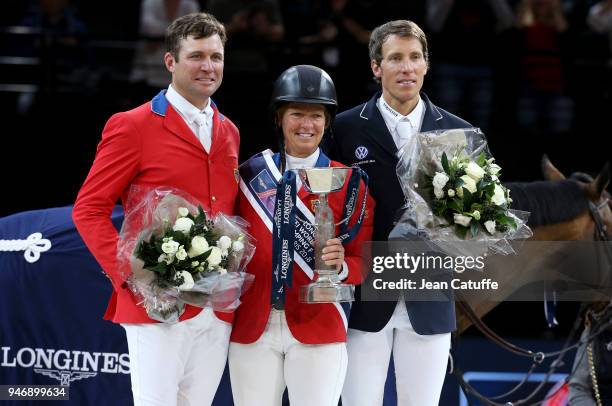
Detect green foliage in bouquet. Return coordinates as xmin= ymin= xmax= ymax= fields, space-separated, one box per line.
xmin=425 ymin=151 xmax=517 ymax=238
xmin=135 ymin=206 xmax=243 ymax=289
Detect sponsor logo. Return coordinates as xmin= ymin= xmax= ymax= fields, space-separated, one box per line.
xmin=355 ymin=146 xmax=369 ymax=160
xmin=1 ymin=346 xmax=130 ymax=387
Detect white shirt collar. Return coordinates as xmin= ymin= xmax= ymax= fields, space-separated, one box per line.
xmin=166 ymin=84 xmax=213 ymax=125
xmin=377 ymin=95 xmax=425 ymax=133
xmin=285 ymin=148 xmax=320 ymax=171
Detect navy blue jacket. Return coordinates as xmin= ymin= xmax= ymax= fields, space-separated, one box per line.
xmin=328 ymin=92 xmax=471 ymax=335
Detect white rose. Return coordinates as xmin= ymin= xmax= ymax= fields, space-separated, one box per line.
xmin=489 ymin=163 xmax=502 ymax=175
xmin=472 ymin=210 xmax=481 ymax=221
xmin=447 ymin=189 xmax=455 ymax=197
xmin=188 ymin=236 xmax=209 ymax=257
xmin=434 ymin=187 xmax=445 ymax=199
xmin=491 ymin=174 xmax=498 ymax=181
xmin=453 ymin=214 xmax=472 ymax=227
xmin=158 ymin=253 xmax=173 ymax=265
xmin=191 ymin=261 xmax=199 ymax=268
xmin=232 ymin=240 xmax=244 ymax=252
xmin=161 ymin=240 xmax=180 ymax=254
xmin=176 ymin=246 xmax=188 ymax=261
xmin=460 ymin=175 xmax=477 ymax=194
xmin=173 ymin=217 xmax=195 ymax=234
xmin=484 ymin=220 xmax=496 ymax=234
xmin=176 ymin=271 xmax=194 ymax=290
xmin=466 ymin=162 xmax=486 ymax=180
xmin=178 ymin=207 xmax=190 ymax=217
xmin=207 ymin=246 xmax=223 ymax=267
xmin=491 ymin=184 xmax=507 ymax=206
xmin=456 ymin=187 xmax=463 ymax=198
xmin=216 ymin=236 xmax=232 ymax=251
xmin=432 ymin=172 xmax=450 ymax=190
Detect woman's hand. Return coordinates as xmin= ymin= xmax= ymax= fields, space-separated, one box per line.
xmin=321 ymin=238 xmax=345 ymax=271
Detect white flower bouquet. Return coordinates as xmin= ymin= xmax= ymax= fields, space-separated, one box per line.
xmin=117 ymin=187 xmax=255 ymax=323
xmin=395 ymin=128 xmax=532 ymax=256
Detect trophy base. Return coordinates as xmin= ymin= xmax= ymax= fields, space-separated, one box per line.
xmin=299 ymin=282 xmax=355 ymax=303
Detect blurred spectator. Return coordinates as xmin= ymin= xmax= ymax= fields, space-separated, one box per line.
xmin=516 ymin=0 xmax=574 ymax=135
xmin=20 ymin=0 xmax=87 ymax=42
xmin=587 ymin=0 xmax=612 ymax=58
xmin=208 ymin=0 xmax=284 ymax=42
xmin=130 ymin=0 xmax=200 ymax=100
xmin=280 ymin=0 xmax=338 ymax=68
xmin=207 ymin=0 xmax=284 ymax=73
xmin=426 ymin=0 xmax=515 ymax=132
xmin=15 ymin=0 xmax=89 ymax=113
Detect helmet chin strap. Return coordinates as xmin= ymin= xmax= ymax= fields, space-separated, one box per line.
xmin=276 ymin=125 xmax=287 ymax=173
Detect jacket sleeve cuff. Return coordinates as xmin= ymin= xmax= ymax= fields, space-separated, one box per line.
xmin=338 ymin=261 xmax=349 ymax=281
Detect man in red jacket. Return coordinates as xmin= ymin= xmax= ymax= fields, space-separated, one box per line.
xmin=72 ymin=13 xmax=239 ymax=406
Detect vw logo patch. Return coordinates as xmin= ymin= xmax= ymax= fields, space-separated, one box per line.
xmin=355 ymin=146 xmax=369 ymax=160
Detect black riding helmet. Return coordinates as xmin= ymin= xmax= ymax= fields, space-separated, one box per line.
xmin=270 ymin=65 xmax=338 ymax=171
xmin=271 ymin=64 xmax=338 ymax=118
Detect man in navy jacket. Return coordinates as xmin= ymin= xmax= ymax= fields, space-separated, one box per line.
xmin=328 ymin=20 xmax=471 ymax=406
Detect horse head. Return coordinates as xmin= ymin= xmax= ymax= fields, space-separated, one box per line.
xmin=539 ymin=155 xmax=611 ymax=241
xmin=457 ymin=157 xmax=612 ymax=334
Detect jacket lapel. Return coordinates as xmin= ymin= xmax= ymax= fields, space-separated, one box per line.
xmin=163 ymin=106 xmax=205 ymax=151
xmin=207 ymin=100 xmax=226 ymax=157
xmin=359 ymin=92 xmax=399 ymax=158
xmin=420 ymin=92 xmax=444 ymax=132
xmin=150 ymin=90 xmax=209 ymax=153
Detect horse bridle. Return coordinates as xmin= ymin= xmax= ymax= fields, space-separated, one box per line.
xmin=589 ymin=197 xmax=611 ymax=244
xmin=455 ymin=195 xmax=612 ymax=405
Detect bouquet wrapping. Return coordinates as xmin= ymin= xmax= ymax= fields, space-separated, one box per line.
xmin=117 ymin=187 xmax=255 ymax=323
xmin=395 ymin=128 xmax=532 ymax=257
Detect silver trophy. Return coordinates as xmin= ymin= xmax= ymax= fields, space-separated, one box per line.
xmin=296 ymin=167 xmax=354 ymax=303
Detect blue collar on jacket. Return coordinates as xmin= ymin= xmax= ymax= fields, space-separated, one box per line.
xmin=150 ymin=89 xmax=224 ymax=120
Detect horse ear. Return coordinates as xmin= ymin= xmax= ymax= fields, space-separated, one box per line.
xmin=541 ymin=154 xmax=565 ymax=181
xmin=590 ymin=162 xmax=611 ymax=198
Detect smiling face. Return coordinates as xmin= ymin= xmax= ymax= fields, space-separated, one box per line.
xmin=280 ymin=103 xmax=327 ymax=158
xmin=164 ymin=34 xmax=224 ymax=110
xmin=371 ymin=34 xmax=428 ymax=116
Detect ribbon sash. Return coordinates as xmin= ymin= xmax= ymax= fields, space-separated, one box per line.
xmin=239 ymin=149 xmax=368 ymax=303
xmin=271 ymin=170 xmax=296 ymax=304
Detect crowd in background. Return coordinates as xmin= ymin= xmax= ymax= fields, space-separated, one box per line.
xmin=1 ymin=0 xmax=611 ymax=218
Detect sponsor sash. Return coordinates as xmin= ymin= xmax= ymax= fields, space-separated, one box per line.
xmin=239 ymin=149 xmax=368 ymax=305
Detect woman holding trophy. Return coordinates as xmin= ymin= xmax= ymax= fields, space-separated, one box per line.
xmin=228 ymin=65 xmax=375 ymax=406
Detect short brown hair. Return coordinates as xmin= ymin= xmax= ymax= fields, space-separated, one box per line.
xmin=166 ymin=13 xmax=227 ymax=60
xmin=369 ymin=20 xmax=429 ymax=66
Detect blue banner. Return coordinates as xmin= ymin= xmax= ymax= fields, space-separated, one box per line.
xmin=0 ymin=206 xmax=234 ymax=406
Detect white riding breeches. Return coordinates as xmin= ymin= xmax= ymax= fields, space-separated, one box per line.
xmin=228 ymin=309 xmax=347 ymax=406
xmin=121 ymin=308 xmax=231 ymax=406
xmin=342 ymin=300 xmax=451 ymax=406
